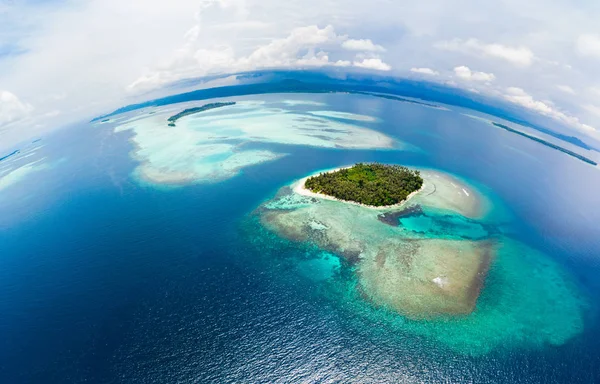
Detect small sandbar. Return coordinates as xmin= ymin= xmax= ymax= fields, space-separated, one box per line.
xmin=412 ymin=170 xmax=488 ymax=219
xmin=308 ymin=111 xmax=379 ymax=122
xmin=280 ymin=100 xmax=326 ymax=106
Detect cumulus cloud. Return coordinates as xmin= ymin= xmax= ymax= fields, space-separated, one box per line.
xmin=576 ymin=34 xmax=600 ymax=58
xmin=436 ymin=38 xmax=535 ymax=67
xmin=504 ymin=87 xmax=596 ymax=134
xmin=3 ymin=0 xmax=600 ymax=147
xmin=341 ymin=39 xmax=385 ymax=52
xmin=504 ymin=87 xmax=553 ymax=114
xmin=0 ymin=90 xmax=33 ymax=126
xmin=239 ymin=25 xmax=341 ymax=67
xmin=410 ymin=67 xmax=439 ymax=75
xmin=353 ymin=58 xmax=392 ymax=71
xmin=453 ymin=66 xmax=495 ymax=82
xmin=127 ymin=24 xmax=391 ymax=92
xmin=334 ymin=60 xmax=351 ymax=67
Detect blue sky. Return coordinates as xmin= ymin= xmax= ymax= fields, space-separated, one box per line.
xmin=1 ymin=0 xmax=600 ymax=149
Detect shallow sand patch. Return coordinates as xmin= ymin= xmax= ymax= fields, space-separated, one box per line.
xmin=358 ymin=238 xmax=494 ymax=319
xmin=114 ymin=102 xmax=402 ymax=186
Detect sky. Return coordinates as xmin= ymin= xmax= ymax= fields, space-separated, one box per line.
xmin=2 ymin=0 xmax=600 ymax=150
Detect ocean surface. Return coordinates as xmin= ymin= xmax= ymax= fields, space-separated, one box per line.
xmin=1 ymin=91 xmax=600 ymax=383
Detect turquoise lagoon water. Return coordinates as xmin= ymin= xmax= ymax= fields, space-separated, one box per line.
xmin=1 ymin=90 xmax=599 ymax=383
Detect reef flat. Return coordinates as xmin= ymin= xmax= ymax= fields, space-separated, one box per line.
xmin=258 ymin=168 xmax=492 ymax=319
xmin=0 ymin=160 xmax=48 ymax=192
xmin=252 ymin=167 xmax=587 ymax=354
xmin=115 ymin=100 xmax=403 ymax=186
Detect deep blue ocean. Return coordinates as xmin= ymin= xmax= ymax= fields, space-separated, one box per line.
xmin=1 ymin=92 xmax=599 ymax=383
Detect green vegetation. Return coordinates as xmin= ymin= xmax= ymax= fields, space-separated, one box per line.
xmin=167 ymin=102 xmax=236 ymax=126
xmin=305 ymin=163 xmax=423 ymax=207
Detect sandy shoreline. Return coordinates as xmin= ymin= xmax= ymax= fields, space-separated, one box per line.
xmin=292 ymin=166 xmax=424 ymax=211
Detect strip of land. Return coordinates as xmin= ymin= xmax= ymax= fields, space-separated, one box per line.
xmin=167 ymin=102 xmax=236 ymax=126
xmin=491 ymin=122 xmax=597 ymax=166
xmin=0 ymin=150 xmax=19 ymax=162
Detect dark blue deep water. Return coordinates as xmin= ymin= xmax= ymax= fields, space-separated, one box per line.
xmin=1 ymin=92 xmax=600 ymax=383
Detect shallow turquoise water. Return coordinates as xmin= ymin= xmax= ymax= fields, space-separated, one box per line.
xmin=250 ymin=177 xmax=588 ymax=356
xmin=398 ymin=207 xmax=491 ymax=239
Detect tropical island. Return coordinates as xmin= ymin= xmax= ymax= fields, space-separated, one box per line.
xmin=304 ymin=163 xmax=423 ymax=207
xmin=167 ymin=101 xmax=236 ymax=126
xmin=258 ymin=167 xmax=492 ymax=320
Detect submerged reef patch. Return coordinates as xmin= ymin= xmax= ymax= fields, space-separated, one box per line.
xmin=0 ymin=159 xmax=49 ymax=192
xmin=0 ymin=141 xmax=50 ymax=194
xmin=259 ymin=169 xmax=492 ymax=319
xmin=114 ymin=101 xmax=402 ymax=186
xmin=251 ymin=167 xmax=587 ymax=355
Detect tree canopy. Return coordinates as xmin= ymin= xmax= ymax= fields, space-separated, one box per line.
xmin=304 ymin=163 xmax=423 ymax=207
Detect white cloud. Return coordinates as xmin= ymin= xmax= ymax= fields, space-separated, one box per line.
xmin=334 ymin=60 xmax=351 ymax=67
xmin=127 ymin=25 xmax=392 ymax=93
xmin=583 ymin=104 xmax=600 ymax=118
xmin=436 ymin=38 xmax=535 ymax=67
xmin=410 ymin=67 xmax=439 ymax=75
xmin=341 ymin=39 xmax=385 ymax=52
xmin=0 ymin=91 xmax=33 ymax=127
xmin=504 ymin=87 xmax=553 ymax=114
xmin=239 ymin=25 xmax=340 ymax=68
xmin=454 ymin=66 xmax=495 ymax=82
xmin=353 ymin=58 xmax=392 ymax=71
xmin=504 ymin=87 xmax=596 ymax=134
xmin=557 ymin=85 xmax=576 ymax=95
xmin=576 ymin=34 xmax=600 ymax=58
xmin=2 ymin=0 xmax=600 ymax=148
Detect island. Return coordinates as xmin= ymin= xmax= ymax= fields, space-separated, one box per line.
xmin=167 ymin=101 xmax=236 ymax=126
xmin=304 ymin=163 xmax=423 ymax=207
xmin=257 ymin=165 xmax=494 ymax=319
xmin=491 ymin=122 xmax=597 ymax=166
xmin=0 ymin=149 xmax=20 ymax=162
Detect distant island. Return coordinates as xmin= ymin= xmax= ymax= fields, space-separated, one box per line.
xmin=353 ymin=91 xmax=443 ymax=109
xmin=167 ymin=102 xmax=236 ymax=126
xmin=0 ymin=149 xmax=20 ymax=162
xmin=304 ymin=163 xmax=423 ymax=207
xmin=491 ymin=122 xmax=597 ymax=166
